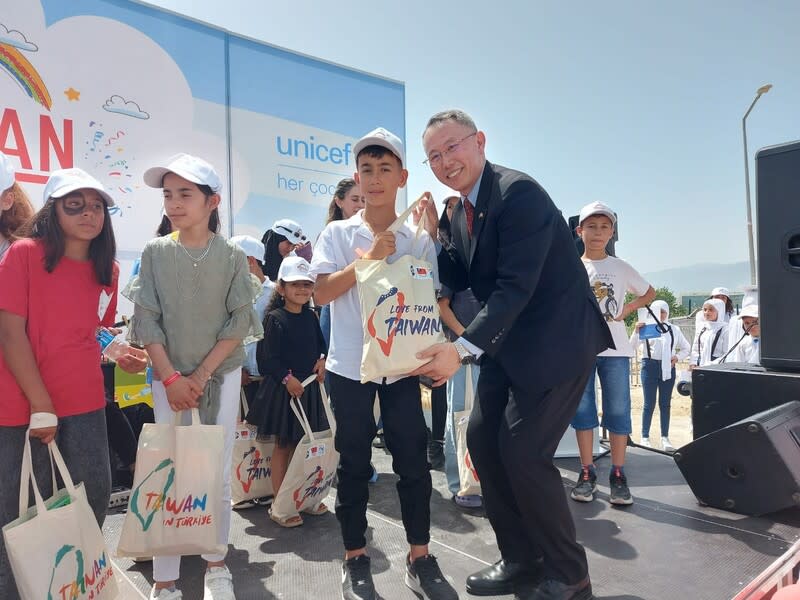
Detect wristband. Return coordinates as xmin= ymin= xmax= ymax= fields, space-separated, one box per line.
xmin=281 ymin=369 xmax=293 ymax=385
xmin=163 ymin=371 xmax=182 ymax=387
xmin=30 ymin=412 xmax=58 ymax=429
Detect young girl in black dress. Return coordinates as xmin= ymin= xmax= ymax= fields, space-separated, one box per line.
xmin=250 ymin=256 xmax=328 ymax=527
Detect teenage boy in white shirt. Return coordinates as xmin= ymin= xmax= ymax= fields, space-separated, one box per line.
xmin=571 ymin=201 xmax=655 ymax=506
xmin=311 ymin=128 xmax=456 ymax=600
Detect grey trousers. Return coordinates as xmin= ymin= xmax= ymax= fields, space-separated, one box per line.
xmin=0 ymin=409 xmax=111 ymax=600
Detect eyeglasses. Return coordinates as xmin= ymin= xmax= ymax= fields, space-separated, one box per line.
xmin=276 ymin=225 xmax=308 ymax=243
xmin=423 ymin=132 xmax=477 ymax=167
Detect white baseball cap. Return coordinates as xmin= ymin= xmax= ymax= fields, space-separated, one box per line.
xmin=711 ymin=286 xmax=731 ymax=298
xmin=740 ymin=304 xmax=759 ymax=318
xmin=271 ymin=218 xmax=307 ymax=244
xmin=230 ymin=235 xmax=265 ymax=262
xmin=578 ymin=201 xmax=616 ymax=226
xmin=353 ymin=127 xmax=405 ymax=168
xmin=43 ymin=168 xmax=115 ymax=207
xmin=277 ymin=255 xmax=315 ymax=283
xmin=143 ymin=153 xmax=222 ymax=193
xmin=0 ymin=153 xmax=15 ymax=192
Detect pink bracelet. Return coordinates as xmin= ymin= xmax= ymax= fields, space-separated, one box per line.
xmin=163 ymin=372 xmax=182 ymax=387
xmin=281 ymin=369 xmax=293 ymax=385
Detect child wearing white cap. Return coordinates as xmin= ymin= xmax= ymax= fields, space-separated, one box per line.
xmin=311 ymin=127 xmax=456 ymax=600
xmin=260 ymin=218 xmax=309 ymax=282
xmin=690 ymin=298 xmax=729 ymax=368
xmin=710 ymin=286 xmax=734 ymax=321
xmin=629 ymin=300 xmax=691 ymax=451
xmin=719 ymin=304 xmax=760 ymax=365
xmin=0 ymin=168 xmax=121 ymax=598
xmin=246 ymin=256 xmax=328 ymax=526
xmin=0 ymin=153 xmax=34 ymax=261
xmin=229 ymin=235 xmax=271 ymax=419
xmin=570 ymin=201 xmax=656 ymax=507
xmin=125 ymin=154 xmax=263 ymax=600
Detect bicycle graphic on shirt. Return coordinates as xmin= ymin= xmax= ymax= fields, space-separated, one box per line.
xmin=592 ymin=280 xmax=619 ymax=322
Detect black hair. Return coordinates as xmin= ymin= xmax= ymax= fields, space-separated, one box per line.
xmin=18 ymin=195 xmax=116 ymax=286
xmin=260 ymin=229 xmax=288 ymax=281
xmin=437 ymin=196 xmax=459 ymax=249
xmin=156 ymin=214 xmax=172 ymax=237
xmin=356 ymin=145 xmax=402 ymax=168
xmin=326 ymin=177 xmax=357 ymax=224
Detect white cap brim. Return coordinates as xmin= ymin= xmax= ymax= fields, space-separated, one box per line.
xmin=49 ymin=182 xmax=115 ymax=207
xmin=353 ymin=137 xmax=404 ymax=167
xmin=143 ymin=166 xmax=220 ymax=192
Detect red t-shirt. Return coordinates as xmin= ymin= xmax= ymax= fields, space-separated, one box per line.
xmin=0 ymin=239 xmax=118 ymax=426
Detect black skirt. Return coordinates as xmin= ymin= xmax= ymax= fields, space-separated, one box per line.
xmin=248 ymin=377 xmax=329 ymax=447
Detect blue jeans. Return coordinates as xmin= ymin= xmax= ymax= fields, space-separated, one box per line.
xmin=640 ymin=358 xmax=675 ymax=438
xmin=571 ymin=356 xmax=632 ymax=434
xmin=320 ymin=304 xmax=332 ymax=349
xmin=444 ymin=363 xmax=481 ymax=495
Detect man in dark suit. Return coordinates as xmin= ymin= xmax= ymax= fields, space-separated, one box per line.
xmin=412 ymin=110 xmax=612 ymax=600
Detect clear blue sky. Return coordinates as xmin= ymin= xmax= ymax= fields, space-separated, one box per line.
xmin=148 ymin=0 xmax=800 ymax=273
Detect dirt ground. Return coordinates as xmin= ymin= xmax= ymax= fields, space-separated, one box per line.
xmin=630 ymin=373 xmax=692 ymax=449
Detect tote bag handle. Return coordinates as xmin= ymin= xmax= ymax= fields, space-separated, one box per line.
xmin=18 ymin=436 xmax=78 ymax=519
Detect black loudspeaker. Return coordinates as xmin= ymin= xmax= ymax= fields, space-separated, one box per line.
xmin=691 ymin=363 xmax=800 ymax=438
xmin=756 ymin=141 xmax=800 ymax=371
xmin=674 ymin=401 xmax=800 ymax=516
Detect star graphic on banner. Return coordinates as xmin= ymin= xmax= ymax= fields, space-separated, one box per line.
xmin=64 ymin=87 xmax=81 ymax=101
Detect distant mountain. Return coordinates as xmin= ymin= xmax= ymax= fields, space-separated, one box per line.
xmin=643 ymin=261 xmax=751 ymax=296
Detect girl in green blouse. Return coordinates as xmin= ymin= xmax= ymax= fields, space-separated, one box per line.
xmin=125 ymin=154 xmax=261 ymax=600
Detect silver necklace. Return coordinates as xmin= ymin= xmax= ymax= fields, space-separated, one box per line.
xmin=175 ymin=233 xmax=215 ymax=298
xmin=178 ymin=233 xmax=216 ymax=267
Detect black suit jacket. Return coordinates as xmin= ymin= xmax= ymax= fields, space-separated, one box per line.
xmin=438 ymin=162 xmax=612 ymax=392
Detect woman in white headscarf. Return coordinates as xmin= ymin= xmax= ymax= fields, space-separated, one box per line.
xmin=722 ymin=304 xmax=760 ymax=365
xmin=690 ymin=298 xmax=729 ymax=367
xmin=630 ymin=300 xmax=690 ymax=451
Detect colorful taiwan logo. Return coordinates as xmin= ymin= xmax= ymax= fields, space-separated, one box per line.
xmin=293 ymin=465 xmax=335 ymax=510
xmin=366 ymin=286 xmax=404 ymax=356
xmin=48 ymin=544 xmax=114 ymax=600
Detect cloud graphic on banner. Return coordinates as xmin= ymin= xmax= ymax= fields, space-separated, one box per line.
xmin=0 ymin=24 xmax=38 ymax=51
xmin=103 ymin=95 xmax=150 ymax=120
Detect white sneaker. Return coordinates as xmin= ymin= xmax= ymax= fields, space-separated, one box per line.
xmin=661 ymin=437 xmax=676 ymax=452
xmin=204 ymin=565 xmax=235 ymax=600
xmin=150 ymin=586 xmax=182 ymax=600
xmin=640 ymin=437 xmax=652 ymax=448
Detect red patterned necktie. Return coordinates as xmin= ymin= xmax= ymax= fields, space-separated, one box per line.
xmin=463 ymin=198 xmax=474 ymax=238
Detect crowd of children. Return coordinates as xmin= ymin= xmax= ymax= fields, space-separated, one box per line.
xmin=0 ymin=129 xmax=764 ymax=600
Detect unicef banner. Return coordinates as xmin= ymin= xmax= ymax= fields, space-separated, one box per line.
xmin=0 ymin=0 xmax=405 ymax=316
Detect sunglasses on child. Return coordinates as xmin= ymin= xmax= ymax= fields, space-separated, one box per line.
xmin=276 ymin=225 xmax=308 ymax=244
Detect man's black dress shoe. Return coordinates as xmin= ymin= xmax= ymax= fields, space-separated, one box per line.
xmin=465 ymin=559 xmax=539 ymax=596
xmin=528 ymin=576 xmax=592 ymax=600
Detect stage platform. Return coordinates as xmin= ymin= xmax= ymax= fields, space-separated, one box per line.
xmin=104 ymin=446 xmax=800 ymax=600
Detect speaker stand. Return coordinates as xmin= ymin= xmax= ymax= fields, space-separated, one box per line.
xmin=596 ymin=434 xmax=675 ymax=460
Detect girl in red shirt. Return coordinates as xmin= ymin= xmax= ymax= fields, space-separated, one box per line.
xmin=0 ymin=169 xmax=120 ymax=600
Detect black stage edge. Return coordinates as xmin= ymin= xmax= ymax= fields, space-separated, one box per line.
xmin=104 ymin=447 xmax=800 ymax=600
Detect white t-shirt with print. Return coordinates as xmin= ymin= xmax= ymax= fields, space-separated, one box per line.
xmin=310 ymin=210 xmax=439 ymax=384
xmin=582 ymin=255 xmax=650 ymax=358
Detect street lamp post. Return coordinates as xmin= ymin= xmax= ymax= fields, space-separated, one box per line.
xmin=742 ymin=83 xmax=772 ymax=286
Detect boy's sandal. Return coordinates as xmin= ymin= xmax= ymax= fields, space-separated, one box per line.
xmin=268 ymin=507 xmax=303 ymax=528
xmin=302 ymin=501 xmax=329 ymax=516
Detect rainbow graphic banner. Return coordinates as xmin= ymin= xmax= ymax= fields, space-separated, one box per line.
xmin=0 ymin=42 xmax=51 ymax=110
